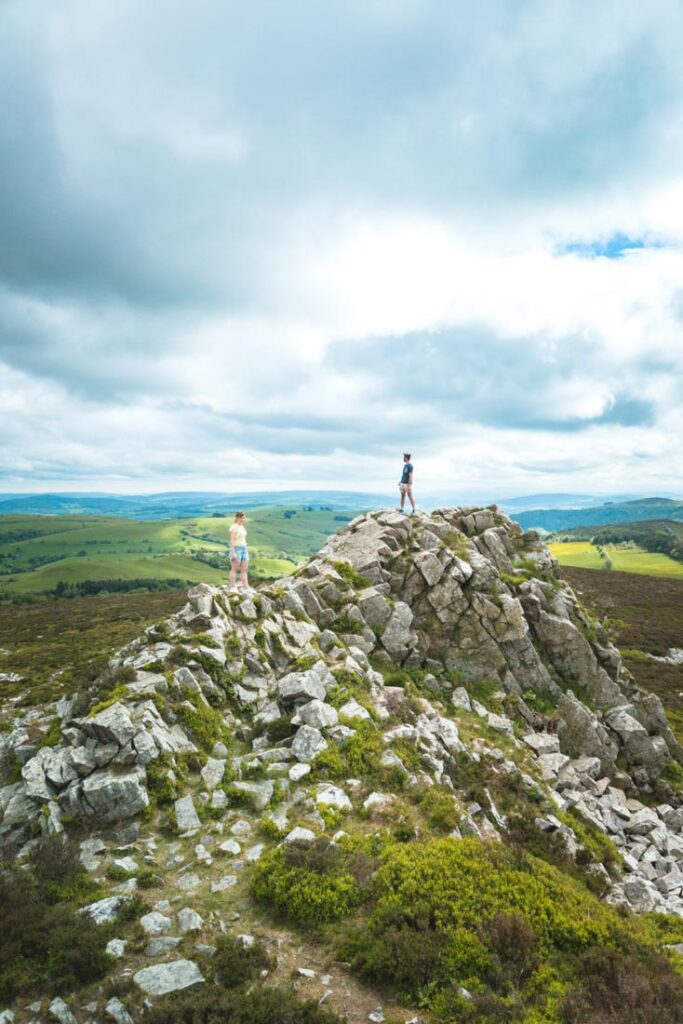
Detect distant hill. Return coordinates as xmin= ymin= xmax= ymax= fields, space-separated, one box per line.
xmin=498 ymin=492 xmax=642 ymax=513
xmin=513 ymin=497 xmax=683 ymax=532
xmin=0 ymin=490 xmax=381 ymax=520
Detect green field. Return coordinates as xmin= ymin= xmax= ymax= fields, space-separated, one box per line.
xmin=0 ymin=508 xmax=359 ymax=597
xmin=549 ymin=540 xmax=683 ymax=577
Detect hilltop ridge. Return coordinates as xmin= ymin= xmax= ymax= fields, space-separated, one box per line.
xmin=3 ymin=507 xmax=683 ymax=1023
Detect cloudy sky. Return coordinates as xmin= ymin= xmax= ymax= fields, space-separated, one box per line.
xmin=2 ymin=0 xmax=683 ymax=500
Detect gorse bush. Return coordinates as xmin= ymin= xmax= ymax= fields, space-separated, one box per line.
xmin=251 ymin=839 xmax=366 ymax=925
xmin=342 ymin=837 xmax=683 ymax=1022
xmin=416 ymin=786 xmax=461 ymax=833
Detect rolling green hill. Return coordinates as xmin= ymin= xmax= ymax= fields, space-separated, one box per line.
xmin=0 ymin=507 xmax=360 ymax=598
xmin=553 ymin=519 xmax=683 ymax=556
xmin=515 ymin=497 xmax=683 ymax=533
xmin=0 ymin=490 xmax=379 ymax=519
xmin=550 ymin=519 xmax=683 ymax=577
xmin=549 ymin=540 xmax=683 ymax=577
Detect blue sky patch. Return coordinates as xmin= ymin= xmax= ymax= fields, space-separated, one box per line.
xmin=559 ymin=234 xmax=665 ymax=259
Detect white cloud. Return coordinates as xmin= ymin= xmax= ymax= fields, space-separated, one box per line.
xmin=1 ymin=0 xmax=683 ymax=496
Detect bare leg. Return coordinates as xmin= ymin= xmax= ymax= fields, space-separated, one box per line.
xmin=230 ymin=557 xmax=238 ymax=586
xmin=399 ymin=486 xmax=406 ymax=510
xmin=240 ymin=560 xmax=249 ymax=589
xmin=406 ymin=486 xmax=415 ymax=510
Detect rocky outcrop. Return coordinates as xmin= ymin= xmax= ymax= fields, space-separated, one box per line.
xmin=2 ymin=505 xmax=683 ymax=929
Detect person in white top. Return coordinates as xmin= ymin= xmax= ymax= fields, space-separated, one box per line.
xmin=229 ymin=511 xmax=251 ymax=591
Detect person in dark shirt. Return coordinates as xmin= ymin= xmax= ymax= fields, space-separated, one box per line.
xmin=398 ymin=453 xmax=415 ymax=514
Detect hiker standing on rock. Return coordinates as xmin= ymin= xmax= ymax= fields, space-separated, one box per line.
xmin=398 ymin=452 xmax=416 ymax=515
xmin=229 ymin=511 xmax=252 ymax=592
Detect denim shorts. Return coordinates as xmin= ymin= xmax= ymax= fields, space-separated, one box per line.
xmin=231 ymin=545 xmax=249 ymax=563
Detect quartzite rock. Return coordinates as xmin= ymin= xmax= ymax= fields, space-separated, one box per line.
xmin=292 ymin=725 xmax=328 ymax=762
xmin=133 ymin=959 xmax=205 ymax=996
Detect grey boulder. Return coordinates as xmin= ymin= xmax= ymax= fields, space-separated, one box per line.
xmin=291 ymin=725 xmax=328 ymax=762
xmin=134 ymin=959 xmax=205 ymax=996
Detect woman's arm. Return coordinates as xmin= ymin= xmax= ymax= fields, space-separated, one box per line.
xmin=229 ymin=524 xmax=237 ymax=557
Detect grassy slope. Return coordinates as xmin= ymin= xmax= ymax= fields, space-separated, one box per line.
xmin=0 ymin=589 xmax=185 ymax=711
xmin=561 ymin=565 xmax=683 ymax=743
xmin=549 ymin=540 xmax=683 ymax=577
xmin=0 ymin=508 xmax=356 ymax=595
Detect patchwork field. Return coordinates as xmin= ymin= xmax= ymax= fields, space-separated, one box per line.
xmin=0 ymin=507 xmax=359 ymax=597
xmin=550 ymin=540 xmax=683 ymax=577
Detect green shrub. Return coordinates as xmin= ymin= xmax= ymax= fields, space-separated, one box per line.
xmin=500 ymin=571 xmax=530 ymax=587
xmin=417 ymin=787 xmax=461 ymax=834
xmin=212 ymin=935 xmax=274 ymax=988
xmin=29 ymin=835 xmax=98 ymax=903
xmin=561 ymin=807 xmax=622 ymax=876
xmin=661 ymin=759 xmax=683 ymax=793
xmin=561 ymin=945 xmax=683 ymax=1024
xmin=0 ymin=839 xmax=111 ymax=1001
xmin=345 ymin=836 xmax=661 ymax=1015
xmin=146 ymin=756 xmax=178 ymax=806
xmin=38 ymin=717 xmax=62 ymax=748
xmin=259 ymin=817 xmax=285 ymax=841
xmin=312 ymin=720 xmax=383 ymax=781
xmin=137 ymin=868 xmax=160 ymax=889
xmin=251 ymin=840 xmax=363 ymax=925
xmin=145 ymin=984 xmax=344 ymax=1024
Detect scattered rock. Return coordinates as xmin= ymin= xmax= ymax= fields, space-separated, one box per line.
xmin=211 ymin=875 xmax=238 ymax=892
xmin=200 ymin=758 xmax=226 ymax=791
xmin=146 ymin=936 xmax=183 ymax=956
xmin=292 ymin=725 xmax=328 ymax=762
xmin=79 ymin=895 xmax=126 ymax=925
xmin=316 ymin=783 xmax=352 ymax=811
xmin=231 ymin=780 xmax=274 ymax=810
xmin=140 ymin=911 xmax=172 ymax=935
xmin=105 ymin=997 xmax=135 ymax=1024
xmin=178 ymin=907 xmax=204 ymax=933
xmin=105 ymin=938 xmax=127 ymax=958
xmin=295 ymin=700 xmax=339 ymax=730
xmin=133 ymin=959 xmax=205 ymax=996
xmin=523 ymin=733 xmax=560 ymax=756
xmin=48 ymin=999 xmax=77 ymax=1024
xmin=175 ymin=794 xmax=201 ymax=833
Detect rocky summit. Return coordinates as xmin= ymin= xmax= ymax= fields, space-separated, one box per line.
xmin=3 ymin=506 xmax=683 ymax=1022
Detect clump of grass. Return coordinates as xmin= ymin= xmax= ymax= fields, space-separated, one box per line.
xmin=176 ymin=690 xmax=228 ymax=750
xmin=333 ymin=561 xmax=372 ymax=589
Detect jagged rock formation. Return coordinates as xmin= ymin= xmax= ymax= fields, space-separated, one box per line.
xmin=3 ymin=507 xmax=683 ymax=1018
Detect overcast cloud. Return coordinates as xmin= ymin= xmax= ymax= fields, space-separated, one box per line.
xmin=2 ymin=0 xmax=683 ymax=498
